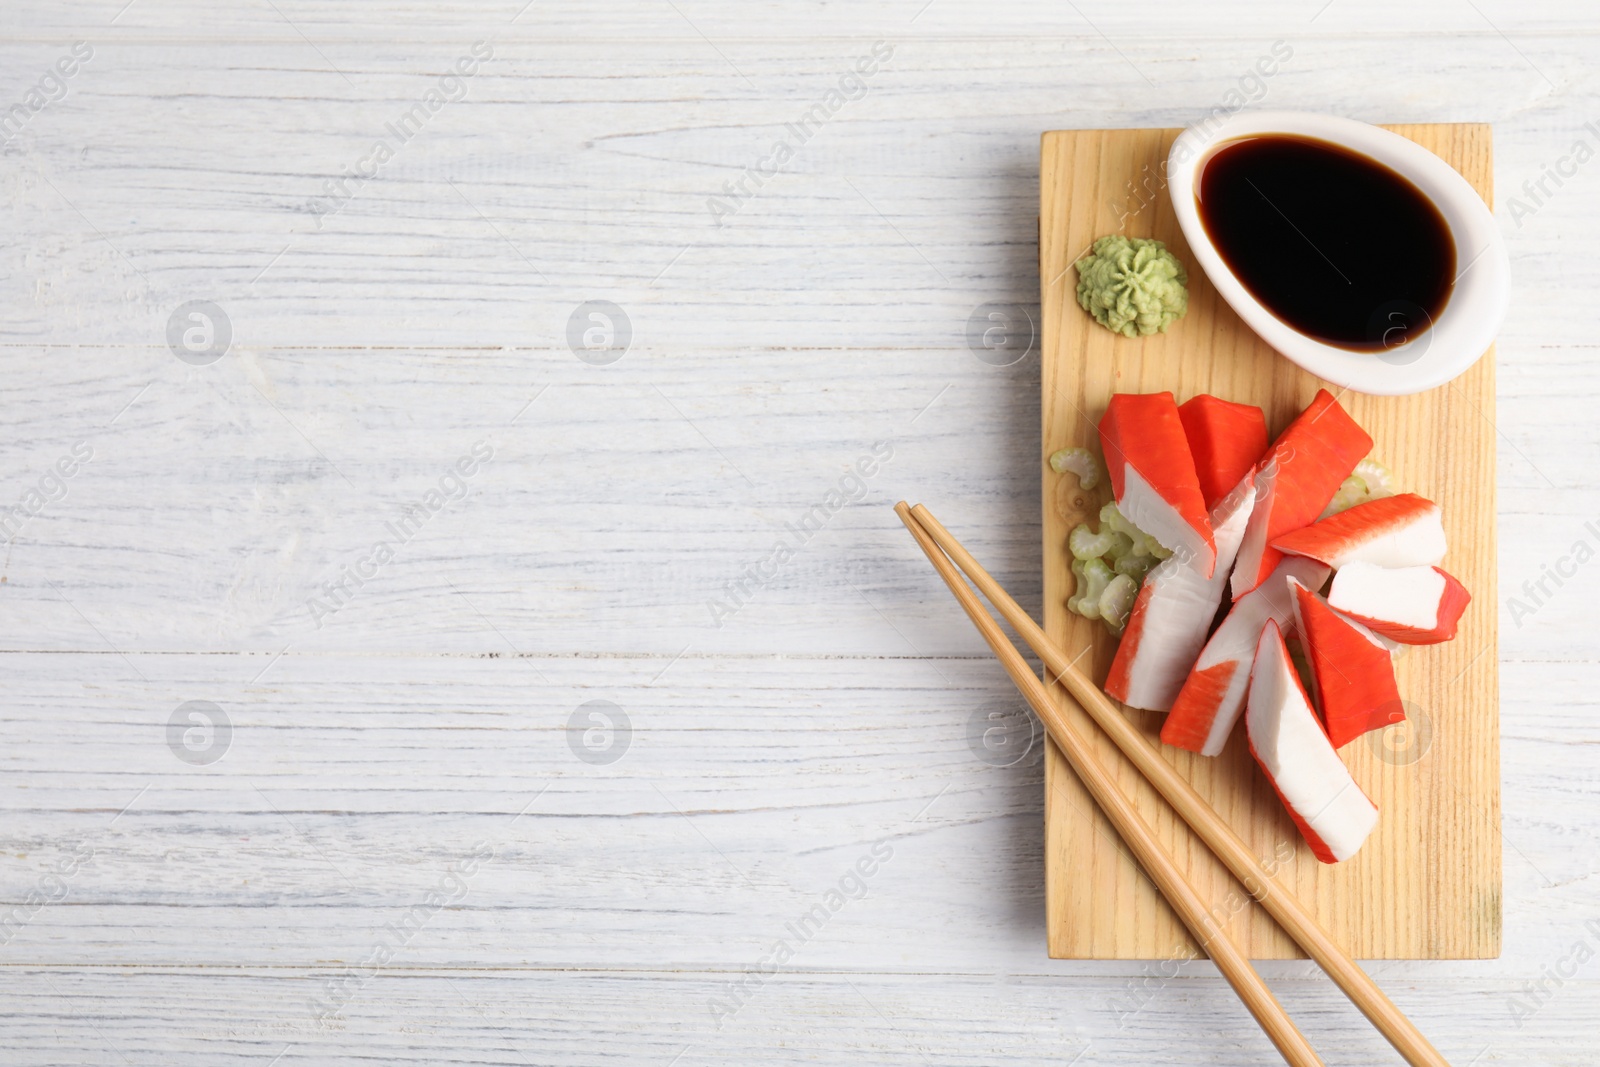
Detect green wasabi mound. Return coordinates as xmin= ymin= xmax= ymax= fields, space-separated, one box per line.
xmin=1075 ymin=235 xmax=1188 ymax=338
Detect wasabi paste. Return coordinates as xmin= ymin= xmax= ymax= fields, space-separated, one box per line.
xmin=1075 ymin=235 xmax=1188 ymax=338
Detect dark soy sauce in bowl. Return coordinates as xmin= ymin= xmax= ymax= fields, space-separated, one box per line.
xmin=1196 ymin=134 xmax=1456 ymax=352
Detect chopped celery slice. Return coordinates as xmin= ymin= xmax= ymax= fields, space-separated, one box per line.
xmin=1069 ymin=523 xmax=1132 ymax=561
xmin=1353 ymin=458 xmax=1395 ymax=498
xmin=1048 ymin=446 xmax=1101 ymax=490
xmin=1099 ymin=574 xmax=1137 ymax=633
xmin=1101 ymin=502 xmax=1172 ymax=560
xmin=1319 ymin=457 xmax=1397 ymax=519
xmin=1067 ymin=558 xmax=1088 ymax=616
xmin=1069 ymin=558 xmax=1114 ymax=620
xmin=1113 ymin=552 xmax=1158 ymax=583
xmin=1060 ymin=478 xmax=1174 ymax=636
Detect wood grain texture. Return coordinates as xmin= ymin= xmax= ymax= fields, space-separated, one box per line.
xmin=1 ymin=2 xmax=1598 ymax=1062
xmin=1041 ymin=125 xmax=1499 ymax=959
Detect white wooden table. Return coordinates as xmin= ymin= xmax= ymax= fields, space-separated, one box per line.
xmin=2 ymin=2 xmax=1596 ymax=1063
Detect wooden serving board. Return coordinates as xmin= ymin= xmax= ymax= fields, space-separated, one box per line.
xmin=1040 ymin=125 xmax=1500 ymax=960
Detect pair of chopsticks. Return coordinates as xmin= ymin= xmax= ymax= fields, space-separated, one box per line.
xmin=895 ymin=501 xmax=1451 ymax=1067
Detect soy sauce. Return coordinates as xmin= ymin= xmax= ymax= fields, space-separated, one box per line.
xmin=1196 ymin=134 xmax=1455 ymax=351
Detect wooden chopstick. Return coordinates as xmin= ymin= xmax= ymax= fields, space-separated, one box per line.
xmin=894 ymin=502 xmax=1325 ymax=1066
xmin=903 ymin=502 xmax=1452 ymax=1067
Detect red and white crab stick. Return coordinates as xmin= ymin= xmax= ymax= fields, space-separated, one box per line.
xmin=1179 ymin=394 xmax=1269 ymax=512
xmin=1106 ymin=395 xmax=1266 ymax=712
xmin=1288 ymin=576 xmax=1404 ymax=749
xmin=1272 ymin=492 xmax=1447 ymax=570
xmin=1107 ymin=477 xmax=1255 ymax=711
xmin=1098 ymin=392 xmax=1216 ymax=577
xmin=1248 ymin=620 xmax=1380 ymax=864
xmin=1232 ymin=390 xmax=1372 ymax=600
xmin=1161 ymin=556 xmax=1330 ymax=757
xmin=1327 ymin=561 xmax=1471 ymax=645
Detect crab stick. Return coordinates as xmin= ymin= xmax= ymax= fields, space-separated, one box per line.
xmin=1247 ymin=620 xmax=1379 ymax=863
xmin=1271 ymin=493 xmax=1447 ymax=570
xmin=1098 ymin=392 xmax=1215 ymax=578
xmin=1160 ymin=555 xmax=1330 ymax=756
xmin=1287 ymin=577 xmax=1404 ymax=748
xmin=1326 ymin=561 xmax=1471 ymax=644
xmin=1106 ymin=475 xmax=1256 ymax=712
xmin=1230 ymin=389 xmax=1372 ymax=600
xmin=1178 ymin=395 xmax=1268 ymax=512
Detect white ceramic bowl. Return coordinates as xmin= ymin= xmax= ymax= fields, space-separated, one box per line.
xmin=1166 ymin=110 xmax=1509 ymax=396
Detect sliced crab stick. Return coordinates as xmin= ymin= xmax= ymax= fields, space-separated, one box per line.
xmin=1287 ymin=577 xmax=1404 ymax=748
xmin=1098 ymin=392 xmax=1215 ymax=578
xmin=1247 ymin=620 xmax=1379 ymax=864
xmin=1160 ymin=555 xmax=1330 ymax=756
xmin=1326 ymin=561 xmax=1471 ymax=644
xmin=1271 ymin=493 xmax=1447 ymax=570
xmin=1178 ymin=394 xmax=1268 ymax=512
xmin=1106 ymin=476 xmax=1256 ymax=712
xmin=1230 ymin=389 xmax=1372 ymax=600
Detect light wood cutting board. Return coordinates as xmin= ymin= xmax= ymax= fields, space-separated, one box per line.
xmin=1040 ymin=124 xmax=1500 ymax=960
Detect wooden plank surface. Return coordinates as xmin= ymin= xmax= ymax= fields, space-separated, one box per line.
xmin=1041 ymin=124 xmax=1500 ymax=959
xmin=4 ymin=5 xmax=1600 ymax=1063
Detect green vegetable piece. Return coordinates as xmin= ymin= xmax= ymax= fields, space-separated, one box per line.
xmin=1319 ymin=457 xmax=1397 ymax=519
xmin=1321 ymin=475 xmax=1368 ymax=519
xmin=1101 ymin=503 xmax=1172 ymax=560
xmin=1352 ymin=458 xmax=1395 ymax=498
xmin=1075 ymin=235 xmax=1189 ymax=338
xmin=1071 ymin=557 xmax=1114 ymax=620
xmin=1063 ymin=498 xmax=1181 ymax=634
xmin=1069 ymin=523 xmax=1131 ymax=562
xmin=1114 ymin=552 xmax=1158 ymax=583
xmin=1099 ymin=574 xmax=1137 ymax=633
xmin=1049 ymin=446 xmax=1102 ymax=490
